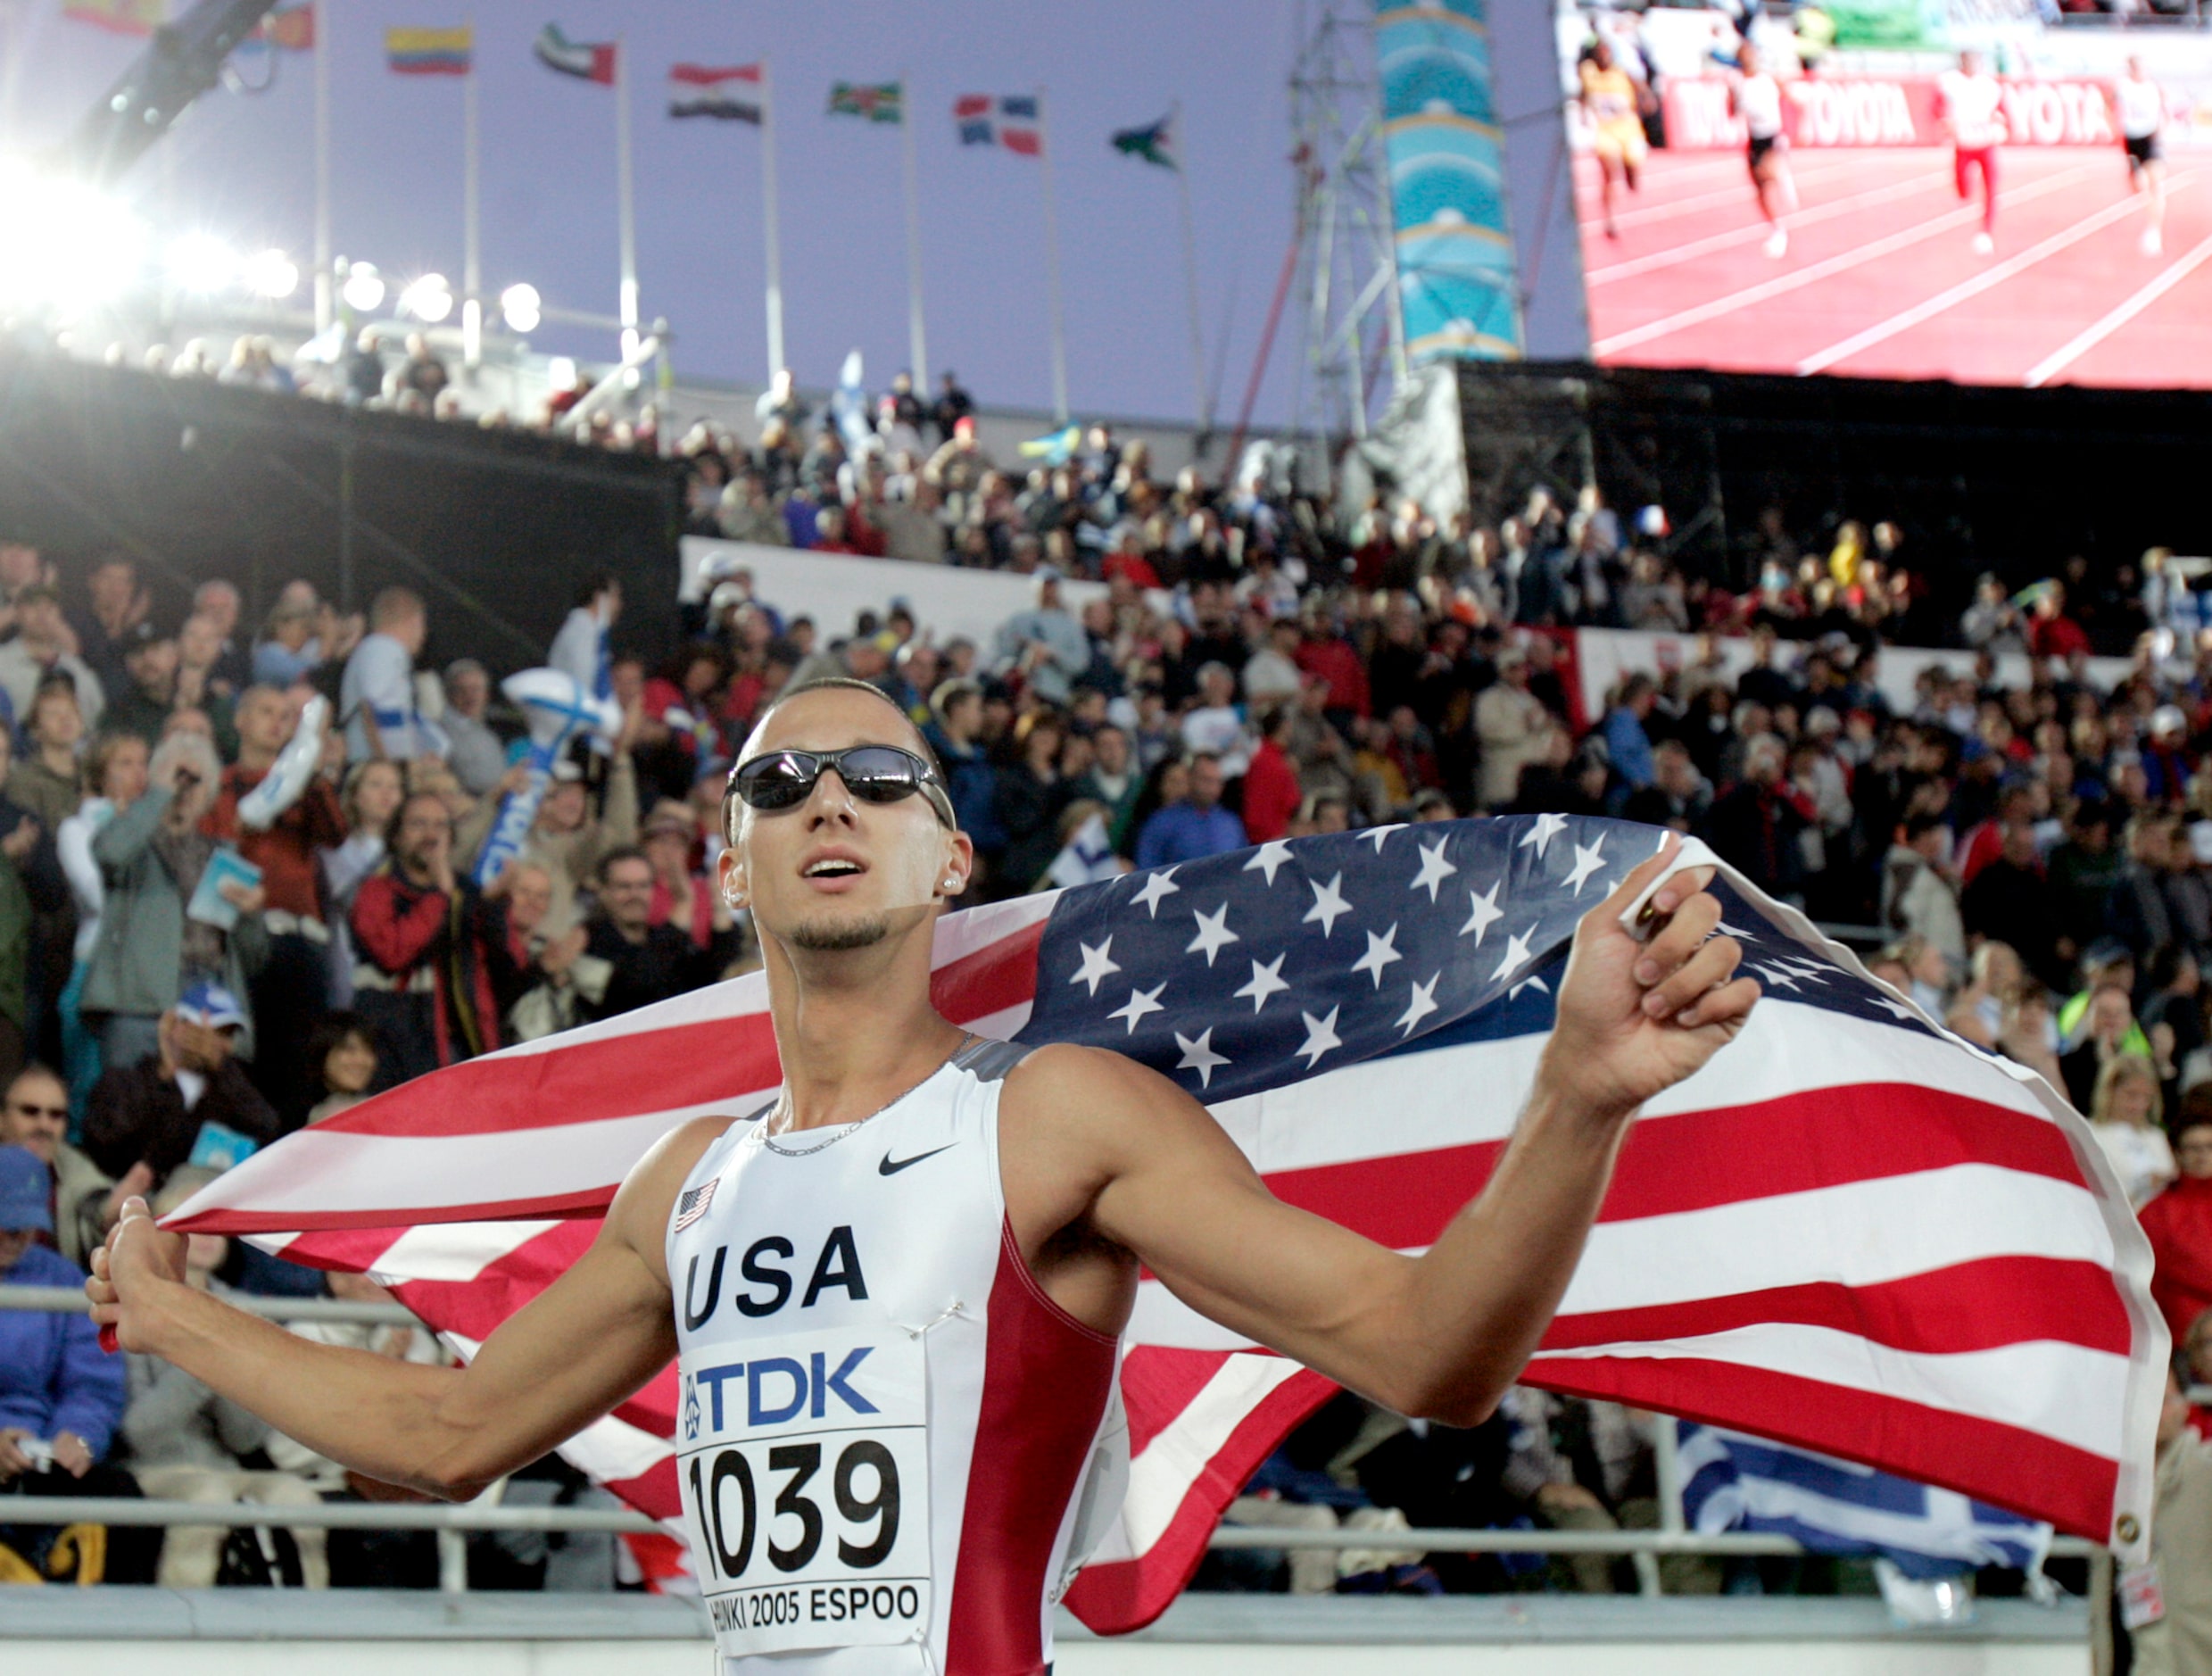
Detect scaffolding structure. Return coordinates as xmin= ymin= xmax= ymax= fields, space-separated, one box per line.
xmin=1286 ymin=1 xmax=1408 ymax=483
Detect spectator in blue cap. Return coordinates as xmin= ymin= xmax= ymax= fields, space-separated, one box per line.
xmin=0 ymin=1141 xmax=155 ymax=1581
xmin=82 ymin=980 xmax=279 ymax=1199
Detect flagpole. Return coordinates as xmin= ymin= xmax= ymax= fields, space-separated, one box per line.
xmin=759 ymin=56 xmax=785 ymax=379
xmin=1037 ymin=86 xmax=1069 ymax=426
xmin=312 ymin=0 xmax=332 ymax=334
xmin=1171 ymin=102 xmax=1210 ymax=439
xmin=461 ymin=21 xmax=482 ymax=370
xmin=899 ymin=70 xmax=927 ymax=388
xmin=615 ymin=38 xmax=639 ymax=359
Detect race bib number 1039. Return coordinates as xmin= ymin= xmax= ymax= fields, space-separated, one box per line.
xmin=676 ymin=1323 xmax=932 ymax=1657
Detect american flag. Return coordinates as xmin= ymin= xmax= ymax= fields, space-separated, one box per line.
xmin=173 ymin=815 xmax=2163 ymax=1628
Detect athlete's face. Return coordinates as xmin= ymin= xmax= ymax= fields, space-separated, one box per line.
xmin=722 ymin=688 xmax=972 ymax=956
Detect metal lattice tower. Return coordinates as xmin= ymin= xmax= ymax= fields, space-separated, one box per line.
xmin=1287 ymin=1 xmax=1408 ymax=482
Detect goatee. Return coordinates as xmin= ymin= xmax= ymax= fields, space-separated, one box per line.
xmin=789 ymin=913 xmax=891 ymax=952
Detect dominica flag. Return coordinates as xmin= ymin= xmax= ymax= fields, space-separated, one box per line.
xmin=670 ymin=63 xmax=761 ymax=122
xmin=1113 ymin=112 xmax=1177 ymax=170
xmin=536 ymin=22 xmax=617 ymax=86
xmin=827 ymin=80 xmax=902 ymax=123
xmin=386 ymin=26 xmax=471 ymax=76
xmin=955 ymin=94 xmax=1040 ymax=154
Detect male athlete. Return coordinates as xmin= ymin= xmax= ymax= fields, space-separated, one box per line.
xmin=1581 ymin=38 xmax=1649 ymax=237
xmin=1732 ymin=41 xmax=1795 ymax=259
xmin=91 ymin=677 xmax=1759 ymax=1675
xmin=2113 ymin=55 xmax=2166 ymax=256
xmin=1935 ymin=49 xmax=2008 ymax=255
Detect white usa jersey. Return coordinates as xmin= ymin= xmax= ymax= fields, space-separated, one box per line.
xmin=668 ymin=1038 xmax=1127 ymax=1676
xmin=1937 ymin=70 xmax=2007 ymax=149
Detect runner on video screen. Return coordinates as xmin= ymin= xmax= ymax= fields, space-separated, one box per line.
xmin=2113 ymin=54 xmax=2167 ymax=258
xmin=1732 ymin=41 xmax=1795 ymax=260
xmin=1935 ymin=50 xmax=2009 ymax=256
xmin=1581 ymin=38 xmax=1647 ymax=238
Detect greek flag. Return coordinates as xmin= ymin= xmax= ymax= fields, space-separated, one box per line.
xmin=1679 ymin=1423 xmax=2052 ymax=1579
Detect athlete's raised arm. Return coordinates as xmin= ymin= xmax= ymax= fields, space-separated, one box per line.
xmin=87 ymin=1113 xmax=725 ymax=1500
xmin=1006 ymin=842 xmax=1756 ymax=1426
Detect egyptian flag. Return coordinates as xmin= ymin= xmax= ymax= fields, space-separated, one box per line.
xmin=535 ymin=22 xmax=616 ymax=85
xmin=669 ymin=63 xmax=761 ymax=122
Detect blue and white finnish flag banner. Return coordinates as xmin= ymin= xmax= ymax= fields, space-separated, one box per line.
xmin=1679 ymin=1423 xmax=2053 ymax=1578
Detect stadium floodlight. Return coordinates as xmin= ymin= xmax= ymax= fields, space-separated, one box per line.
xmin=242 ymin=248 xmax=299 ymax=300
xmin=340 ymin=261 xmax=385 ymax=312
xmin=165 ymin=233 xmax=237 ymax=295
xmin=0 ymin=161 xmax=147 ymax=310
xmin=398 ymin=272 xmax=452 ymax=323
xmin=499 ymin=282 xmax=541 ymax=334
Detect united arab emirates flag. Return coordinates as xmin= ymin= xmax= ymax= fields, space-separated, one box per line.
xmin=827 ymin=79 xmax=902 ymax=123
xmin=534 ymin=22 xmax=615 ymax=85
xmin=670 ymin=62 xmax=761 ymax=121
xmin=1112 ymin=113 xmax=1177 ymax=170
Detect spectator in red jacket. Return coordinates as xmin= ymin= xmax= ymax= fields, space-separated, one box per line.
xmin=2026 ymin=583 xmax=2092 ymax=661
xmin=203 ymin=686 xmax=347 ymax=1116
xmin=2143 ymin=1112 xmax=2212 ymax=1348
xmin=348 ymin=792 xmax=514 ymax=1085
xmin=1294 ymin=613 xmax=1371 ymax=722
xmin=1241 ymin=707 xmax=1305 ymax=844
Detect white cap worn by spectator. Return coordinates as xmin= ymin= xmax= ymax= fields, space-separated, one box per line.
xmin=174 ymin=979 xmax=246 ymax=1033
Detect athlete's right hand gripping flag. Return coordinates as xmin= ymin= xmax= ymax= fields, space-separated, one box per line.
xmin=172 ymin=817 xmax=2165 ymax=1630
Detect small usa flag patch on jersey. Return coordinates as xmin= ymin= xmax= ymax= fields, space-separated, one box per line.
xmin=674 ymin=1178 xmax=717 ymax=1232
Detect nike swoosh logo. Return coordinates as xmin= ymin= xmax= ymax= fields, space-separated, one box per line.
xmin=878 ymin=1144 xmax=956 ymax=1177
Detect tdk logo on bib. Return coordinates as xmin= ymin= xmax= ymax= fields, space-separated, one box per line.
xmin=675 ymin=1323 xmax=932 ymax=1658
xmin=689 ymin=1347 xmax=880 ymax=1436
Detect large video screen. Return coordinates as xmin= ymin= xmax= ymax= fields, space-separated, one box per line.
xmin=1558 ymin=0 xmax=2212 ymax=386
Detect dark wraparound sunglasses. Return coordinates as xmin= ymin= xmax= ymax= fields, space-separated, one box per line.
xmin=727 ymin=745 xmax=957 ymax=830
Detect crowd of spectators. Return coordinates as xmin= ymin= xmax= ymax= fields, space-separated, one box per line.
xmin=10 ymin=353 xmax=2212 ymax=1624
xmin=0 ymin=542 xmax=746 ymax=1587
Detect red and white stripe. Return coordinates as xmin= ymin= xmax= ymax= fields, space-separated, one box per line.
xmin=174 ymin=868 xmax=2162 ymax=1630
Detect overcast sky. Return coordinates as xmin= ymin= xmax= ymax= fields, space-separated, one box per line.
xmin=1 ymin=0 xmax=1324 ymax=427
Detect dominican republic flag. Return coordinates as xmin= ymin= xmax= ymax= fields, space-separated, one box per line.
xmin=1112 ymin=113 xmax=1176 ymax=170
xmin=171 ymin=817 xmax=2164 ymax=1630
xmin=534 ymin=22 xmax=615 ymax=86
xmin=669 ymin=63 xmax=760 ymax=123
xmin=386 ymin=27 xmax=470 ymax=76
xmin=1679 ymin=1423 xmax=2052 ymax=1578
xmin=955 ymin=94 xmax=1040 ymax=154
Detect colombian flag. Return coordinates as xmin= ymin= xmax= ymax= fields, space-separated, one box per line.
xmin=386 ymin=26 xmax=473 ymax=76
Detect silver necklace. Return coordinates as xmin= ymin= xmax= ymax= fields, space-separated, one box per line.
xmin=759 ymin=1033 xmax=975 ymax=1157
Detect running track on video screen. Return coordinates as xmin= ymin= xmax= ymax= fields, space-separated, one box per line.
xmin=1578 ymin=145 xmax=2212 ymax=387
